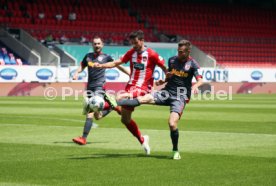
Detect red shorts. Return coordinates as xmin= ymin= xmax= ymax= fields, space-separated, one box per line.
xmin=122 ymin=84 xmax=149 ymax=111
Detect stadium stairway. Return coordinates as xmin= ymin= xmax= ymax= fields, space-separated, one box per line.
xmin=236 ymin=82 xmax=265 ymax=94
xmin=7 ymin=82 xmax=48 ymax=96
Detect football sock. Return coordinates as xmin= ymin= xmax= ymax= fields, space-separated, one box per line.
xmin=101 ymin=109 xmax=112 ymax=117
xmin=126 ymin=120 xmax=144 ymax=144
xmin=170 ymin=128 xmax=179 ymax=151
xmin=117 ymin=98 xmax=140 ymax=107
xmin=114 ymin=106 xmax=122 ymax=115
xmin=82 ymin=118 xmax=93 ymax=138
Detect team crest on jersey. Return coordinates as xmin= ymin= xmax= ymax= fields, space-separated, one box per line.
xmin=142 ymin=56 xmax=147 ymax=62
xmin=184 ymin=64 xmax=191 ymax=71
xmin=97 ymin=56 xmax=103 ymax=62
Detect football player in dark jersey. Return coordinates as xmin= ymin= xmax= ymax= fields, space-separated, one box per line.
xmin=108 ymin=40 xmax=203 ymax=159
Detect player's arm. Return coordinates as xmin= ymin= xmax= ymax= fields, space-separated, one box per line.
xmin=192 ymin=77 xmax=203 ymax=94
xmin=191 ymin=61 xmax=203 ymax=94
xmin=156 ymin=69 xmax=173 ymax=86
xmin=157 ymin=61 xmax=168 ymax=75
xmin=95 ymin=49 xmax=132 ymax=69
xmin=156 ymin=56 xmax=176 ymax=86
xmin=94 ymin=58 xmax=124 ymax=68
xmin=116 ymin=65 xmax=130 ymax=76
xmin=73 ymin=62 xmax=86 ymax=80
xmin=155 ymin=55 xmax=168 ymax=74
xmin=154 ymin=54 xmax=169 ymax=86
xmin=105 ymin=55 xmax=130 ymax=75
xmin=155 ymin=69 xmax=171 ymax=86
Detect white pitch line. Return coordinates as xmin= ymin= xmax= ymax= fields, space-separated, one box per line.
xmin=0 ymin=123 xmax=275 ymax=136
xmin=1 ymin=115 xmax=84 ymax=123
xmin=0 ymin=123 xmax=98 ymax=128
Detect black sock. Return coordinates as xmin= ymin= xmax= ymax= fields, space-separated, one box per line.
xmin=170 ymin=129 xmax=179 ymax=151
xmin=101 ymin=109 xmax=112 ymax=117
xmin=117 ymin=98 xmax=140 ymax=107
xmin=82 ymin=118 xmax=93 ymax=138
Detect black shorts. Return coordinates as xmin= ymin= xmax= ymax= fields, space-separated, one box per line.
xmin=152 ymin=90 xmax=186 ymax=117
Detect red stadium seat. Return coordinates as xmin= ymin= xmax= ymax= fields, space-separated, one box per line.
xmin=3 ymin=0 xmax=276 ymax=67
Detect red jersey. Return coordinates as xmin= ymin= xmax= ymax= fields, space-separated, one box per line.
xmin=121 ymin=47 xmax=165 ymax=91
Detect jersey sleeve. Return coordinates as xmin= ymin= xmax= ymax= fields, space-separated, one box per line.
xmin=107 ymin=55 xmax=114 ymax=62
xmin=121 ymin=49 xmax=133 ymax=63
xmin=81 ymin=54 xmax=88 ymax=68
xmin=191 ymin=60 xmax=202 ymax=80
xmin=168 ymin=58 xmax=173 ymax=71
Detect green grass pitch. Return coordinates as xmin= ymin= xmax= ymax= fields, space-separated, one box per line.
xmin=0 ymin=95 xmax=276 ymax=186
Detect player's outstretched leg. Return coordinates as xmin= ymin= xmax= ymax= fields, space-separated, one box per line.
xmin=100 ymin=108 xmax=112 ymax=118
xmin=121 ymin=108 xmax=150 ymax=155
xmin=104 ymin=93 xmax=118 ymax=109
xmin=117 ymin=98 xmax=141 ymax=107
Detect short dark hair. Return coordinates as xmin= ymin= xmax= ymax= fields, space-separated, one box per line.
xmin=92 ymin=36 xmax=103 ymax=43
xmin=178 ymin=40 xmax=191 ymax=50
xmin=129 ymin=30 xmax=144 ymax=40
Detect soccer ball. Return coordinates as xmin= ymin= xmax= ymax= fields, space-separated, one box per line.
xmin=89 ymin=95 xmax=105 ymax=112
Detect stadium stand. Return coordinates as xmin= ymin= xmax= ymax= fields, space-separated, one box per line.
xmin=0 ymin=45 xmax=25 ymax=65
xmin=0 ymin=0 xmax=157 ymax=44
xmin=128 ymin=0 xmax=276 ymax=67
xmin=0 ymin=0 xmax=275 ymax=67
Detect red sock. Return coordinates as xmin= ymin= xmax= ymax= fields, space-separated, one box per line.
xmin=126 ymin=120 xmax=144 ymax=144
xmin=114 ymin=106 xmax=122 ymax=115
xmin=104 ymin=101 xmax=111 ymax=110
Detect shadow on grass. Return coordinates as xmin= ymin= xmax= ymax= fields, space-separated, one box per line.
xmin=53 ymin=141 xmax=108 ymax=145
xmin=68 ymin=153 xmax=170 ymax=160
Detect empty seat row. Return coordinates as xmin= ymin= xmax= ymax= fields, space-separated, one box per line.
xmin=129 ymin=0 xmax=276 ymax=67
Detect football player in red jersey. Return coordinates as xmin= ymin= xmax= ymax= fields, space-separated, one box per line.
xmin=94 ymin=30 xmax=167 ymax=155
